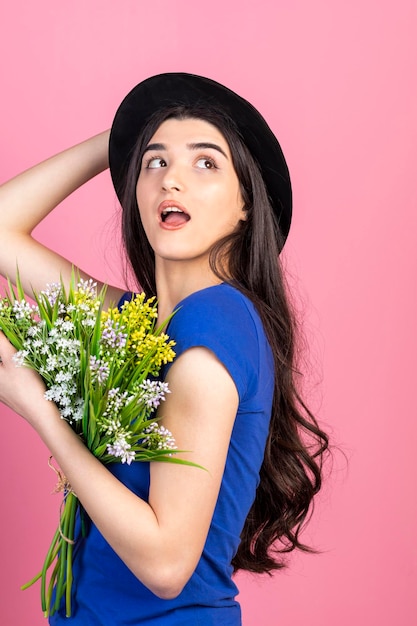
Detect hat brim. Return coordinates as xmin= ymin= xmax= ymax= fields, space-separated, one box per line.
xmin=109 ymin=72 xmax=292 ymax=245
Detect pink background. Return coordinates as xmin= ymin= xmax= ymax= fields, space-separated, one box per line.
xmin=1 ymin=1 xmax=416 ymax=624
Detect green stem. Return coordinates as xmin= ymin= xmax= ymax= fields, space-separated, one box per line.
xmin=20 ymin=570 xmax=43 ymax=591
xmin=53 ymin=500 xmax=70 ymax=612
xmin=65 ymin=494 xmax=78 ymax=617
xmin=21 ymin=526 xmax=60 ymax=593
xmin=40 ymin=527 xmax=61 ymax=611
xmin=52 ymin=492 xmax=77 ymax=614
xmin=45 ymin=558 xmax=60 ymax=618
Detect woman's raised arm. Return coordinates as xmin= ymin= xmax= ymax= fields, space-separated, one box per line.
xmin=0 ymin=130 xmax=124 ymax=306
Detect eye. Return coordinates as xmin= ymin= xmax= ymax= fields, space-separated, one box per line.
xmin=196 ymin=157 xmax=217 ymax=170
xmin=145 ymin=156 xmax=167 ymax=169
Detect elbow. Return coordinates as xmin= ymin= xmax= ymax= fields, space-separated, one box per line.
xmin=153 ymin=584 xmax=184 ymax=601
xmin=140 ymin=562 xmax=193 ymax=600
xmin=124 ymin=537 xmax=201 ymax=599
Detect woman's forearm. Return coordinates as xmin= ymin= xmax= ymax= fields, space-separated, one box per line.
xmin=0 ymin=131 xmax=110 ymax=234
xmin=31 ymin=404 xmax=175 ymax=597
xmin=0 ymin=130 xmax=117 ymax=301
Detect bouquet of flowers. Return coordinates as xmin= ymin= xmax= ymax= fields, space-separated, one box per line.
xmin=0 ymin=273 xmax=187 ymax=617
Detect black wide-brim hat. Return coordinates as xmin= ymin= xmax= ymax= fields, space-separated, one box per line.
xmin=109 ymin=72 xmax=292 ymax=247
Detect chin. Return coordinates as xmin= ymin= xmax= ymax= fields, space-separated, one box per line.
xmin=155 ymin=247 xmax=211 ymax=266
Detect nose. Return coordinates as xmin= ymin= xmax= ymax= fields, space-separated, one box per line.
xmin=161 ymin=163 xmax=184 ymax=192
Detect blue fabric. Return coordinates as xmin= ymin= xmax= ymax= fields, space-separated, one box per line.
xmin=50 ymin=283 xmax=274 ymax=625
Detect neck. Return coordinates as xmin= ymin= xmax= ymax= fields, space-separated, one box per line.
xmin=155 ymin=258 xmax=222 ymax=324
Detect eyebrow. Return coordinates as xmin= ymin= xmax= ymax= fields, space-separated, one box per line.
xmin=143 ymin=143 xmax=165 ymax=154
xmin=187 ymin=142 xmax=228 ymax=158
xmin=143 ymin=142 xmax=228 ymax=159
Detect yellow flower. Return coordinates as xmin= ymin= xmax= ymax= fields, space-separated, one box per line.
xmin=101 ymin=294 xmax=175 ymax=375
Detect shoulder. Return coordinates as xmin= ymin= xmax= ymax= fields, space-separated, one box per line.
xmin=166 ymin=284 xmax=271 ymax=401
xmin=169 ymin=283 xmax=261 ymax=347
xmin=173 ymin=282 xmax=258 ymax=328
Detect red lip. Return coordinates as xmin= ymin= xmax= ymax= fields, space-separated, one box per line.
xmin=157 ymin=200 xmax=191 ymax=230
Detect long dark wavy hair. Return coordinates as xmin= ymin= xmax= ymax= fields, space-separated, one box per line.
xmin=119 ymin=104 xmax=329 ymax=573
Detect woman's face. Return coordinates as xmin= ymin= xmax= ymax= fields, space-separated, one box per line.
xmin=136 ymin=117 xmax=245 ymax=268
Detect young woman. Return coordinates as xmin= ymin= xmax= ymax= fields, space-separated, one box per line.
xmin=0 ymin=73 xmax=328 ymax=625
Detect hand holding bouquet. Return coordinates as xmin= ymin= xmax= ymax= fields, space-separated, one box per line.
xmin=0 ymin=274 xmax=188 ymax=617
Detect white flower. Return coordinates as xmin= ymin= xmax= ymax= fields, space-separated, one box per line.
xmin=72 ymin=398 xmax=84 ymax=421
xmin=55 ymin=371 xmax=73 ymax=383
xmin=13 ymin=350 xmax=28 ymax=366
xmin=139 ymin=380 xmax=170 ymax=409
xmin=77 ymin=278 xmax=97 ymax=298
xmin=81 ymin=317 xmax=97 ymax=328
xmin=46 ymin=355 xmax=59 ymax=371
xmin=89 ymin=356 xmax=110 ymax=384
xmin=61 ymin=320 xmax=75 ymax=332
xmin=12 ymin=299 xmax=34 ymax=319
xmin=27 ymin=325 xmax=41 ymax=337
xmin=142 ymin=421 xmax=177 ymax=451
xmin=107 ymin=434 xmax=135 ymax=464
xmin=41 ymin=282 xmax=62 ymax=306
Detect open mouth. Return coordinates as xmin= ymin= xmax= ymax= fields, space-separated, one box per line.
xmin=161 ymin=206 xmax=191 ymax=227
